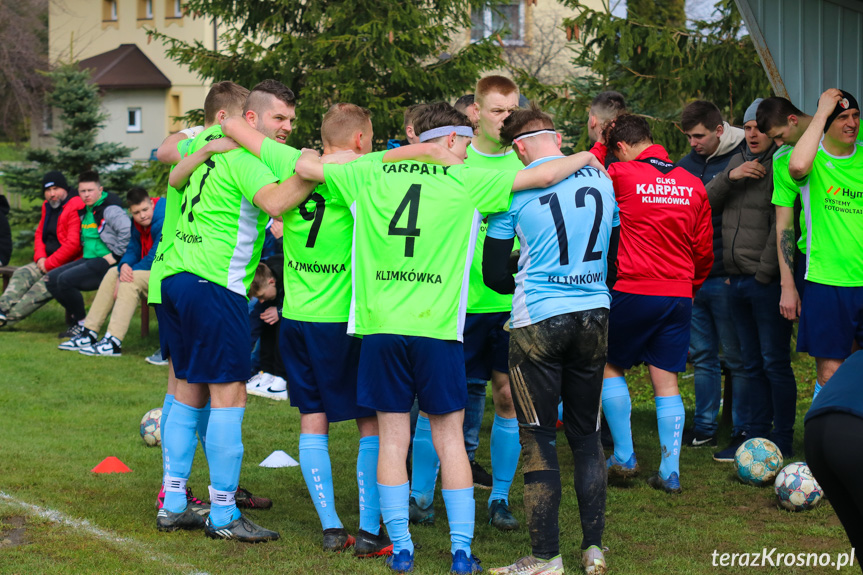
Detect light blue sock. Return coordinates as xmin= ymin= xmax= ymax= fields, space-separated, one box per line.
xmin=409 ymin=415 xmax=439 ymax=509
xmin=558 ymin=399 xmax=564 ymax=423
xmin=197 ymin=399 xmax=211 ymax=459
xmin=656 ymin=395 xmax=685 ymax=481
xmin=205 ymin=407 xmax=245 ymax=527
xmin=160 ymin=394 xmax=175 ymax=479
xmin=358 ymin=436 xmax=381 ymax=535
xmin=299 ymin=434 xmax=342 ymax=530
xmin=442 ymin=487 xmax=474 ymax=556
xmin=162 ymin=401 xmax=202 ymax=513
xmin=813 ymin=381 xmax=823 ymax=400
xmin=379 ymin=482 xmax=413 ymax=555
xmin=602 ymin=376 xmax=634 ymax=463
xmin=489 ymin=414 xmax=520 ymax=505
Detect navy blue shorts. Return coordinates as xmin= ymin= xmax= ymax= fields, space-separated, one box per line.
xmin=798 ymin=281 xmax=863 ymax=359
xmin=463 ymin=312 xmax=510 ymax=380
xmin=279 ymin=319 xmax=374 ymax=422
xmin=607 ymin=291 xmax=692 ymax=372
xmin=154 ymin=303 xmax=170 ymax=359
xmin=358 ymin=335 xmax=467 ymax=414
xmin=161 ymin=272 xmax=251 ymax=383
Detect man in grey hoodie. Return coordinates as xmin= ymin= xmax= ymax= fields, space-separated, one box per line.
xmin=676 ymin=100 xmax=747 ymax=455
xmin=706 ymin=98 xmax=797 ymax=459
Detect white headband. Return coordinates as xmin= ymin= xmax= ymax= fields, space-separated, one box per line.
xmin=418 ymin=125 xmax=475 ymax=142
xmin=512 ymin=129 xmax=557 ymax=143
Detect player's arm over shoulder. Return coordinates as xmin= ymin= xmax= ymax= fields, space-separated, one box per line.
xmin=511 ymin=152 xmax=608 ymax=191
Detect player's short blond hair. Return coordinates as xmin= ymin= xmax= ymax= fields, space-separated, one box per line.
xmin=475 ymin=75 xmax=519 ymax=107
xmin=321 ymin=103 xmax=373 ymax=148
xmin=204 ymin=81 xmax=249 ymax=125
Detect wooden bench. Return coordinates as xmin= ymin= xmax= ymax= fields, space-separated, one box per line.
xmin=0 ymin=264 xmax=150 ymax=338
xmin=0 ymin=264 xmax=17 ymax=291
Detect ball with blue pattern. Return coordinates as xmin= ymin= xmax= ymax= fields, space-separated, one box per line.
xmin=734 ymin=437 xmax=783 ymax=486
xmin=140 ymin=407 xmax=162 ymax=447
xmin=775 ymin=462 xmax=823 ymax=511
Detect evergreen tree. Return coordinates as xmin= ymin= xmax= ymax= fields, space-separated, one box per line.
xmin=148 ymin=0 xmax=505 ymax=147
xmin=2 ymin=63 xmax=136 ymax=222
xmin=517 ymin=0 xmax=770 ymax=160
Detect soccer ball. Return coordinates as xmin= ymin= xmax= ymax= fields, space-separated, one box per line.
xmin=140 ymin=408 xmax=162 ymax=447
xmin=774 ymin=462 xmax=823 ymax=511
xmin=734 ymin=437 xmax=783 ymax=486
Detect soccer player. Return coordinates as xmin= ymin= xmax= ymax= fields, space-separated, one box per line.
xmin=586 ymin=91 xmax=627 ymax=168
xmin=150 ymin=82 xmax=273 ymax=518
xmin=483 ymin=105 xmax=618 ymax=575
xmin=157 ymin=79 xmax=316 ymax=542
xmin=600 ymin=114 xmax=714 ymax=494
xmin=409 ymin=75 xmax=524 ymax=532
xmin=756 ymin=96 xmax=814 ymax=327
xmin=786 ymin=89 xmax=863 ymax=392
xmin=295 ymin=101 xmax=604 ymax=574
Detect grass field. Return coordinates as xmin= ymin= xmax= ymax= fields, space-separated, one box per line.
xmin=0 ymin=285 xmax=856 ymax=574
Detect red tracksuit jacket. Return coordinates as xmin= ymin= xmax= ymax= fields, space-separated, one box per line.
xmin=608 ymin=144 xmax=714 ymax=298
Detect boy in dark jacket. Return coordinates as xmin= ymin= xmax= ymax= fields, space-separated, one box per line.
xmin=59 ymin=187 xmax=164 ymax=356
xmin=706 ymin=98 xmax=797 ymax=459
xmin=245 ymin=255 xmax=288 ymax=400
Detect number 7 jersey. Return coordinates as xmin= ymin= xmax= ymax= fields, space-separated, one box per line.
xmin=323 ymin=160 xmax=517 ymax=340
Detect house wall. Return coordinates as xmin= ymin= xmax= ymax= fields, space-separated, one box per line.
xmin=100 ymin=89 xmax=167 ymax=160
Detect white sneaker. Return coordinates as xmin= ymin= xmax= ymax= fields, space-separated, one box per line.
xmin=79 ymin=335 xmax=122 ymax=357
xmin=58 ymin=328 xmax=98 ymax=351
xmin=246 ymin=372 xmax=274 ymax=395
xmin=490 ymin=555 xmax=564 ymax=574
xmin=250 ymin=374 xmax=287 ymax=401
xmin=582 ymin=546 xmax=607 ymax=575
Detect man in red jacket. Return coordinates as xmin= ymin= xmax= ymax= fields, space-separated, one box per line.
xmin=599 ymin=115 xmax=714 ymax=494
xmin=0 ymin=171 xmax=83 ymax=327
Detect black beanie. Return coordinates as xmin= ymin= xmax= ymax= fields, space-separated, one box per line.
xmin=42 ymin=171 xmax=69 ymax=192
xmin=824 ymin=90 xmax=860 ymax=133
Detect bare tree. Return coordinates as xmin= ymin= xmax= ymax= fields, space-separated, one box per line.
xmin=502 ymin=14 xmax=570 ymax=85
xmin=0 ymin=0 xmax=49 ymax=141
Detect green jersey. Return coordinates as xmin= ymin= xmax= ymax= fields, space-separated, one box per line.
xmin=260 ymin=141 xmax=385 ymax=321
xmin=147 ymin=130 xmax=208 ymax=305
xmin=464 ymin=144 xmax=522 ymax=313
xmin=771 ymin=144 xmax=808 ymax=253
xmin=163 ymin=145 xmax=279 ymax=296
xmin=81 ymin=193 xmax=110 ymax=259
xmin=792 ymin=141 xmax=863 ymax=286
xmin=323 ymin=160 xmax=517 ymax=340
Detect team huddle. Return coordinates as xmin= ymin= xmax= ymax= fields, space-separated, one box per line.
xmin=141 ymin=72 xmax=863 ymax=575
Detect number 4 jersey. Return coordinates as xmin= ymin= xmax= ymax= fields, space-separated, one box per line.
xmin=487 ymin=161 xmax=619 ymax=328
xmin=323 ymin=160 xmax=517 ymax=340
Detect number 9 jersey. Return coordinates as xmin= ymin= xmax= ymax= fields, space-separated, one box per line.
xmin=487 ymin=161 xmax=619 ymax=328
xmin=322 ymin=160 xmax=517 ymax=341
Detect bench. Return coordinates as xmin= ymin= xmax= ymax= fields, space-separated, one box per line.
xmin=0 ymin=264 xmax=150 ymax=338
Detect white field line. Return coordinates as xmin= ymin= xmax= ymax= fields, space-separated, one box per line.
xmin=0 ymin=491 xmax=211 ymax=575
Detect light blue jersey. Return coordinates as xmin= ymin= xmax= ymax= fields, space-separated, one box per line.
xmin=487 ymin=158 xmax=619 ymax=328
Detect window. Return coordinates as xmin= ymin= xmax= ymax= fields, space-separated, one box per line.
xmin=42 ymin=106 xmax=54 ymax=134
xmin=102 ymin=0 xmax=118 ymax=22
xmin=127 ymin=108 xmax=142 ymax=132
xmin=138 ymin=0 xmax=153 ymax=20
xmin=471 ymin=2 xmax=525 ymax=46
xmin=166 ymin=0 xmax=183 ymax=19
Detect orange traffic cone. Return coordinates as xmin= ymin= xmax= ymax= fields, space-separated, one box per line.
xmin=91 ymin=456 xmax=132 ymax=473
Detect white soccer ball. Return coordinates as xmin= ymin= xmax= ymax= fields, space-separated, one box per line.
xmin=774 ymin=462 xmax=823 ymax=511
xmin=140 ymin=408 xmax=162 ymax=447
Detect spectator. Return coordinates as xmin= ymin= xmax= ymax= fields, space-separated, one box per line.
xmin=58 ymin=187 xmax=164 ymax=356
xmin=0 ymin=194 xmax=11 ymax=266
xmin=676 ymin=100 xmax=747 ymax=452
xmin=0 ymin=171 xmax=83 ymax=327
xmin=46 ymin=171 xmax=130 ymax=338
xmin=245 ymin=258 xmax=288 ymax=400
xmin=706 ymin=98 xmax=797 ymax=459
